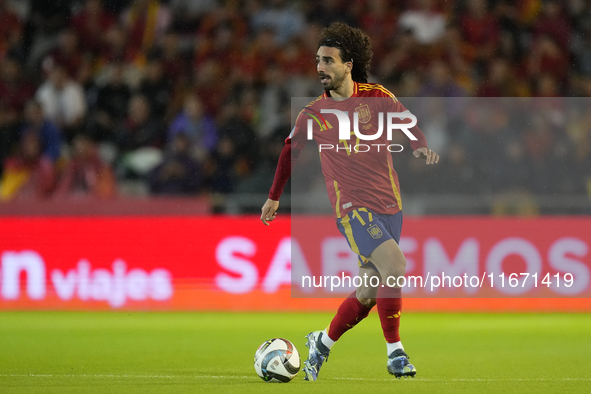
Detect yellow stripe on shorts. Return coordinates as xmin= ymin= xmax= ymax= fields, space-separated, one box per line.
xmin=358 ymin=207 xmax=373 ymax=222
xmin=341 ymin=214 xmax=360 ymax=255
xmin=352 ymin=209 xmax=366 ymax=226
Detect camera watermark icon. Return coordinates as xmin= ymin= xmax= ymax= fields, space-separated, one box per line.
xmin=304 ymin=108 xmax=418 ymax=141
xmin=302 ymin=108 xmax=417 ymax=153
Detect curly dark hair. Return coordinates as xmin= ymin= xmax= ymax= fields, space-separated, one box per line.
xmin=318 ymin=22 xmax=373 ymax=83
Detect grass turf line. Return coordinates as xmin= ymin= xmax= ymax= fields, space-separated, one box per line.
xmin=0 ymin=311 xmax=590 ymax=393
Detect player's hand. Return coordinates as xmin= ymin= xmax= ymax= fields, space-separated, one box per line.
xmin=413 ymin=147 xmax=439 ymax=165
xmin=260 ymin=199 xmax=279 ymax=226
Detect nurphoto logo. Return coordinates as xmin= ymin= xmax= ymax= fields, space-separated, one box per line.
xmin=303 ymin=107 xmax=418 ymax=153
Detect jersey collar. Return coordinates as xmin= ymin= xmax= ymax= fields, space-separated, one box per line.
xmin=323 ymin=81 xmax=359 ymax=99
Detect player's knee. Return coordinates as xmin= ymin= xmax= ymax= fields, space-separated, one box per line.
xmin=393 ymin=254 xmax=407 ymax=275
xmin=378 ymin=255 xmax=406 ymax=281
xmin=386 ymin=252 xmax=405 ymax=271
xmin=356 ymin=283 xmax=378 ymax=301
xmin=385 ymin=248 xmax=406 ymax=275
xmin=357 ymin=297 xmax=376 ymax=308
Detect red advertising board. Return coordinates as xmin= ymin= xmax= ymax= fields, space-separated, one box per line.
xmin=0 ymin=216 xmax=590 ymax=311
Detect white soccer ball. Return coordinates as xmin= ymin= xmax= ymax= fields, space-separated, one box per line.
xmin=254 ymin=338 xmax=300 ymax=382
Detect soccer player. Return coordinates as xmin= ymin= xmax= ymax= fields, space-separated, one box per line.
xmin=260 ymin=22 xmax=439 ymax=380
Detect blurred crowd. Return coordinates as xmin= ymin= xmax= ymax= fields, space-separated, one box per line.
xmin=0 ymin=0 xmax=590 ymax=207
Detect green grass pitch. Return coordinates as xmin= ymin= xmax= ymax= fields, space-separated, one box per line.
xmin=0 ymin=311 xmax=590 ymax=393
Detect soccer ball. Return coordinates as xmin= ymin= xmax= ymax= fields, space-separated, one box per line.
xmin=254 ymin=338 xmax=300 ymax=382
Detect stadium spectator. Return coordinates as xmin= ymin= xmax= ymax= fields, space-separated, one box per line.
xmin=159 ymin=32 xmax=187 ymax=84
xmin=204 ymin=135 xmax=237 ymax=194
xmin=417 ymin=60 xmax=466 ymax=97
xmin=138 ymin=54 xmax=172 ymax=119
xmin=437 ymin=143 xmax=480 ymax=195
xmin=99 ymin=24 xmax=137 ymax=65
xmin=377 ymin=29 xmax=421 ymax=85
xmin=89 ymin=61 xmax=132 ymax=142
xmin=26 ymin=0 xmax=74 ymax=70
xmin=241 ymin=28 xmax=280 ymax=83
xmin=458 ymin=0 xmax=500 ymax=74
xmin=527 ymin=34 xmax=569 ymax=88
xmin=491 ymin=139 xmax=532 ymax=194
xmin=573 ymin=27 xmax=591 ymax=76
xmin=533 ymin=73 xmax=561 ymax=97
xmin=42 ymin=28 xmax=83 ymax=78
xmin=359 ymin=0 xmax=397 ymax=40
xmin=121 ymin=0 xmax=171 ymax=54
xmin=194 ymin=24 xmax=241 ymax=75
xmin=192 ymin=59 xmax=226 ymax=117
xmin=250 ymin=0 xmax=305 ymax=45
xmin=0 ymin=56 xmax=35 ymax=116
xmin=148 ymin=132 xmax=201 ymax=195
xmin=490 ymin=140 xmax=539 ymax=216
xmin=304 ymin=0 xmax=356 ymax=28
xmin=0 ymin=0 xmax=22 ymax=60
xmin=235 ymin=109 xmax=291 ymax=194
xmin=168 ymin=95 xmax=217 ymax=162
xmin=75 ymin=55 xmax=98 ymax=110
xmin=197 ymin=0 xmax=248 ymax=45
xmin=398 ymin=0 xmax=446 ymax=45
xmin=461 ymin=99 xmax=509 ymax=191
xmin=358 ymin=0 xmax=398 ymax=63
xmin=217 ymin=94 xmax=258 ymax=164
xmin=170 ymin=0 xmax=219 ymax=19
xmin=169 ymin=0 xmax=219 ymax=32
xmin=55 ymin=134 xmax=116 ymax=198
xmin=258 ymin=64 xmax=290 ymax=139
xmin=21 ymin=100 xmax=63 ymax=163
xmin=203 ymin=97 xmax=259 ymax=194
xmin=531 ymin=0 xmax=571 ymax=50
xmin=477 ymin=57 xmax=527 ymax=97
xmin=35 ymin=64 xmax=86 ymax=141
xmin=0 ymin=0 xmax=587 ymax=209
xmin=434 ymin=24 xmax=475 ymax=92
xmin=396 ymin=71 xmax=422 ymax=97
xmin=71 ymin=0 xmax=116 ymax=54
xmin=494 ymin=0 xmax=523 ymax=62
xmin=0 ymin=132 xmax=56 ymax=201
xmin=0 ymin=103 xmax=19 ymax=177
xmin=115 ymin=94 xmax=164 ymax=153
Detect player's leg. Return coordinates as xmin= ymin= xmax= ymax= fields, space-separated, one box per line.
xmin=303 ymin=212 xmax=380 ymax=382
xmin=321 ymin=263 xmax=380 ymax=348
xmin=302 ymin=266 xmax=377 ymax=382
xmin=303 ymin=209 xmax=400 ymax=381
xmin=367 ymin=214 xmax=416 ymax=378
xmin=355 ymin=263 xmax=380 ymax=308
xmin=316 ymin=263 xmax=380 ymax=351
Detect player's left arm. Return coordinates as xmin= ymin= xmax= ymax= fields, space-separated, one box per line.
xmin=387 ymin=93 xmax=439 ymax=165
xmin=409 ymin=126 xmax=439 ymax=165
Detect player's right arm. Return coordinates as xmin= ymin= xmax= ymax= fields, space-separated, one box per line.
xmin=260 ymin=140 xmax=297 ymax=225
xmin=260 ymin=111 xmax=309 ymax=225
xmin=260 ymin=198 xmax=279 ymax=225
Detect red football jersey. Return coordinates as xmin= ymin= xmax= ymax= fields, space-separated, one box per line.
xmin=288 ymin=82 xmax=427 ymax=218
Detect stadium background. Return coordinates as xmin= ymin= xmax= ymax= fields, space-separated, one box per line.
xmin=1 ymin=2 xmax=591 ymax=393
xmin=0 ymin=0 xmax=590 ymax=312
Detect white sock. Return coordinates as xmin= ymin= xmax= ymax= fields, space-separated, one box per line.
xmin=386 ymin=341 xmax=404 ymax=356
xmin=320 ymin=329 xmax=336 ymax=349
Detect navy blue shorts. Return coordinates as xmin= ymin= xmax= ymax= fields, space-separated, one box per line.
xmin=336 ymin=208 xmax=403 ymax=266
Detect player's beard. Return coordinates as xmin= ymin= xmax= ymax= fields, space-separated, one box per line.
xmin=321 ymin=70 xmax=346 ymax=92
